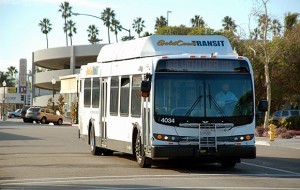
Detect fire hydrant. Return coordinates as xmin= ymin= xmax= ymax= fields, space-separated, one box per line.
xmin=268 ymin=124 xmax=277 ymax=141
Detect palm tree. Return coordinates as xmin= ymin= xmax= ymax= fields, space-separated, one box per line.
xmin=0 ymin=71 xmax=13 ymax=87
xmin=132 ymin=17 xmax=145 ymax=38
xmin=222 ymin=16 xmax=237 ymax=32
xmin=155 ymin=16 xmax=167 ymax=30
xmin=284 ymin=12 xmax=299 ymax=32
xmin=64 ymin=20 xmax=77 ymax=46
xmin=87 ymin=25 xmax=101 ymax=44
xmin=58 ymin=1 xmax=72 ymax=46
xmin=250 ymin=28 xmax=261 ymax=40
xmin=190 ymin=15 xmax=205 ymax=28
xmin=111 ymin=19 xmax=122 ymax=42
xmin=6 ymin=66 xmax=18 ymax=79
xmin=38 ymin=18 xmax=52 ymax=48
xmin=101 ymin=7 xmax=115 ymax=44
xmin=271 ymin=19 xmax=282 ymax=37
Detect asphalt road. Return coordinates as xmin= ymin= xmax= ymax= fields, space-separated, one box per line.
xmin=0 ymin=119 xmax=300 ymax=189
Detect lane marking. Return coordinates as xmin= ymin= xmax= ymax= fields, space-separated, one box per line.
xmin=242 ymin=162 xmax=300 ymax=175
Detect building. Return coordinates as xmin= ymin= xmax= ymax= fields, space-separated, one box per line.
xmin=32 ymin=44 xmax=104 ymax=112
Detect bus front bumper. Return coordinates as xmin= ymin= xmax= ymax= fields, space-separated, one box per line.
xmin=151 ymin=145 xmax=256 ymax=159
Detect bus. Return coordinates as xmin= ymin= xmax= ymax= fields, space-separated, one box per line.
xmin=78 ymin=35 xmax=268 ymax=168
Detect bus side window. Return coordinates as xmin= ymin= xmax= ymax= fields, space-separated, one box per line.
xmin=120 ymin=76 xmax=130 ymax=116
xmin=84 ymin=78 xmax=91 ymax=107
xmin=92 ymin=78 xmax=100 ymax=108
xmin=131 ymin=75 xmax=142 ymax=117
xmin=110 ymin=77 xmax=119 ymax=115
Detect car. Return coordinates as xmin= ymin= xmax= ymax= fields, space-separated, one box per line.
xmin=271 ymin=110 xmax=300 ymax=121
xmin=21 ymin=105 xmax=31 ymax=122
xmin=25 ymin=106 xmax=64 ymax=125
xmin=7 ymin=109 xmax=21 ymax=118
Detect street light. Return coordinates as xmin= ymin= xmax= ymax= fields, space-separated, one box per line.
xmin=2 ymin=80 xmax=6 ymax=121
xmin=167 ymin=11 xmax=172 ymax=26
xmin=51 ymin=77 xmax=56 ymax=111
xmin=72 ymin=12 xmax=131 ymax=39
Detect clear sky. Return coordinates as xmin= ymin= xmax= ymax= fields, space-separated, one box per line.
xmin=0 ymin=0 xmax=299 ymax=73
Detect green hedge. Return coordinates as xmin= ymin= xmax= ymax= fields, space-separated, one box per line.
xmin=270 ymin=116 xmax=300 ymax=130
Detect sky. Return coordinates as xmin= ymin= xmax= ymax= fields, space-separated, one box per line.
xmin=0 ymin=0 xmax=299 ymax=73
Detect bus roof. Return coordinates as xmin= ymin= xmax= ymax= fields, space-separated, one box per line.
xmin=97 ymin=35 xmax=234 ymax=63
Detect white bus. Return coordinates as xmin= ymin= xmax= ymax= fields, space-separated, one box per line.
xmin=78 ymin=35 xmax=268 ymax=168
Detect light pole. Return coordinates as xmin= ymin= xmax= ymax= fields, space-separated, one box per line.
xmin=2 ymin=80 xmax=6 ymax=121
xmin=72 ymin=12 xmax=131 ymax=39
xmin=167 ymin=11 xmax=172 ymax=26
xmin=51 ymin=77 xmax=56 ymax=111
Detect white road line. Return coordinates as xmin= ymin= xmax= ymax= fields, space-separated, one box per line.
xmin=242 ymin=162 xmax=300 ymax=175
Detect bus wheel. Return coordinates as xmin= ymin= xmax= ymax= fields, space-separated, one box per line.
xmin=90 ymin=127 xmax=103 ymax=155
xmin=135 ymin=133 xmax=152 ymax=168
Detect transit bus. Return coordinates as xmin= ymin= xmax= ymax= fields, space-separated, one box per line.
xmin=78 ymin=35 xmax=267 ymax=168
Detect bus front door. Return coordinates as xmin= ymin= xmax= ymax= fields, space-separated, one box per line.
xmin=100 ymin=78 xmax=108 ymax=142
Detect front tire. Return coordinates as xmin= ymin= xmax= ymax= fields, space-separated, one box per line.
xmin=57 ymin=118 xmax=63 ymax=125
xmin=135 ymin=132 xmax=152 ymax=168
xmin=41 ymin=117 xmax=47 ymax=124
xmin=89 ymin=126 xmax=103 ymax=155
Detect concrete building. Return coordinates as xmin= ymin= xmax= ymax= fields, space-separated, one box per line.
xmin=32 ymin=44 xmax=104 ymax=109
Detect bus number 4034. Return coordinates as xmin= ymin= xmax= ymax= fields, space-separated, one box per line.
xmin=161 ymin=118 xmax=175 ymax=124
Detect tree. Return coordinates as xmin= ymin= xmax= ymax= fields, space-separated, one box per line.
xmin=284 ymin=12 xmax=299 ymax=32
xmin=155 ymin=16 xmax=167 ymax=30
xmin=87 ymin=25 xmax=101 ymax=44
xmin=132 ymin=17 xmax=145 ymax=38
xmin=111 ymin=19 xmax=122 ymax=42
xmin=101 ymin=7 xmax=115 ymax=44
xmin=121 ymin=36 xmax=135 ymax=41
xmin=64 ymin=20 xmax=77 ymax=45
xmin=222 ymin=16 xmax=237 ymax=32
xmin=6 ymin=66 xmax=18 ymax=80
xmin=58 ymin=1 xmax=72 ymax=46
xmin=38 ymin=18 xmax=52 ymax=48
xmin=0 ymin=71 xmax=13 ymax=87
xmin=190 ymin=15 xmax=205 ymax=28
xmin=270 ymin=19 xmax=282 ymax=37
xmin=58 ymin=94 xmax=65 ymax=115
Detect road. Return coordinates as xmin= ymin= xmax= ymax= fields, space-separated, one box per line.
xmin=0 ymin=119 xmax=299 ymax=189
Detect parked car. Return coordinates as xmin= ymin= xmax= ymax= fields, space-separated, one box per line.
xmin=7 ymin=109 xmax=21 ymax=118
xmin=25 ymin=107 xmax=63 ymax=125
xmin=271 ymin=110 xmax=300 ymax=121
xmin=21 ymin=105 xmax=31 ymax=122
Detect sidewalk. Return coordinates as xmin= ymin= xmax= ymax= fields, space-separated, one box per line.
xmin=256 ymin=136 xmax=300 ymax=149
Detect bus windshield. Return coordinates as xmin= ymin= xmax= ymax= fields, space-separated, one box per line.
xmin=154 ymin=73 xmax=254 ymax=126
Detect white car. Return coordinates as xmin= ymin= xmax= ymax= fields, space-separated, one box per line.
xmin=8 ymin=109 xmax=21 ymax=118
xmin=271 ymin=110 xmax=300 ymax=121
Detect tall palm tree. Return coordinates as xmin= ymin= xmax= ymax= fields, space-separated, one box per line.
xmin=250 ymin=28 xmax=261 ymax=40
xmin=284 ymin=12 xmax=299 ymax=32
xmin=58 ymin=1 xmax=72 ymax=46
xmin=38 ymin=18 xmax=52 ymax=48
xmin=64 ymin=20 xmax=77 ymax=46
xmin=222 ymin=16 xmax=237 ymax=32
xmin=101 ymin=7 xmax=115 ymax=44
xmin=155 ymin=16 xmax=167 ymax=30
xmin=111 ymin=19 xmax=122 ymax=42
xmin=87 ymin=25 xmax=101 ymax=44
xmin=190 ymin=15 xmax=205 ymax=28
xmin=132 ymin=17 xmax=145 ymax=38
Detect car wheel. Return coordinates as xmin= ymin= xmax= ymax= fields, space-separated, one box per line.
xmin=23 ymin=118 xmax=28 ymax=123
xmin=57 ymin=119 xmax=63 ymax=125
xmin=11 ymin=115 xmax=15 ymax=118
xmin=41 ymin=117 xmax=47 ymax=124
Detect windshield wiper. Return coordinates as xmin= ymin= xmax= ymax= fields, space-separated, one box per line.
xmin=185 ymin=94 xmax=202 ymax=117
xmin=207 ymin=84 xmax=230 ymax=123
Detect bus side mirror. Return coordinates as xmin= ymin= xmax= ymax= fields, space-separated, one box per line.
xmin=141 ymin=81 xmax=151 ymax=98
xmin=258 ymin=100 xmax=268 ymax=112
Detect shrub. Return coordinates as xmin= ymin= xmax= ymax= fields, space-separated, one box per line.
xmin=274 ymin=127 xmax=295 ymax=139
xmin=286 ymin=116 xmax=300 ymax=130
xmin=255 ymin=125 xmax=268 ymax=137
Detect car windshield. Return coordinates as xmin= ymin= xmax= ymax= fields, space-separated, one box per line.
xmin=154 ymin=73 xmax=254 ymax=125
xmin=28 ymin=107 xmax=40 ymax=112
